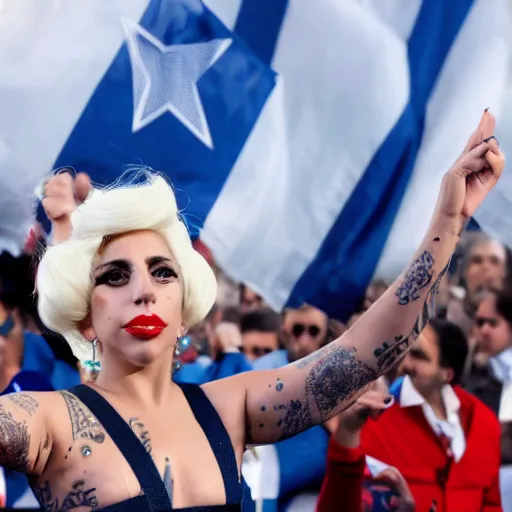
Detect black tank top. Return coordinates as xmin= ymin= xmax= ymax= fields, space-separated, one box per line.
xmin=63 ymin=383 xmax=242 ymax=511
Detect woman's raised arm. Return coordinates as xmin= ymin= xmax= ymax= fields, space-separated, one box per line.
xmin=221 ymin=110 xmax=505 ymax=445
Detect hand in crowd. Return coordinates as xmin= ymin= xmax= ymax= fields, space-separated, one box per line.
xmin=325 ymin=377 xmax=393 ymax=447
xmin=214 ymin=322 xmax=243 ymax=353
xmin=42 ymin=171 xmax=92 ymax=244
xmin=324 ymin=378 xmax=416 ymax=510
xmin=374 ymin=466 xmax=416 ymax=512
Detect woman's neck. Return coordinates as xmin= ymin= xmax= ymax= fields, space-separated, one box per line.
xmin=92 ymin=351 xmax=176 ymax=407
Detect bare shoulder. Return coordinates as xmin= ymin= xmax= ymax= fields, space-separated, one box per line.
xmin=0 ymin=389 xmax=106 ymax=473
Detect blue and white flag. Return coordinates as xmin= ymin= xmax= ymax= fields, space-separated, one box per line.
xmin=0 ymin=0 xmax=511 ymax=320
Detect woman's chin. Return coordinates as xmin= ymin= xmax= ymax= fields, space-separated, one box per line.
xmin=116 ymin=341 xmax=173 ymax=369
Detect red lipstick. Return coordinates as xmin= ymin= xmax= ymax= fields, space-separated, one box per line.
xmin=123 ymin=314 xmax=168 ymax=340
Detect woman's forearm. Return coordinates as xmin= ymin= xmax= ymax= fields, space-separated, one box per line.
xmin=345 ymin=214 xmax=460 ymax=373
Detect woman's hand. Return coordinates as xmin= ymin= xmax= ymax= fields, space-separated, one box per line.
xmin=42 ymin=172 xmax=91 ymax=244
xmin=434 ymin=110 xmax=504 ymax=229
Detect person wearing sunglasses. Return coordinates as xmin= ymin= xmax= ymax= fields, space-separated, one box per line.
xmin=283 ymin=305 xmax=330 ymax=362
xmin=239 ymin=309 xmax=281 ymax=362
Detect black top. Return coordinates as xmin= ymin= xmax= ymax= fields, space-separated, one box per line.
xmin=59 ymin=383 xmax=242 ymax=511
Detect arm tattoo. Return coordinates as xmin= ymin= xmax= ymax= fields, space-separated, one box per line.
xmin=395 ymin=250 xmax=434 ymax=305
xmin=305 ymin=346 xmax=377 ymax=423
xmin=0 ymin=404 xmax=30 ymax=472
xmin=280 ymin=398 xmax=312 ymax=438
xmin=34 ymin=479 xmax=99 ymax=511
xmin=60 ymin=391 xmax=105 ymax=444
xmin=129 ymin=417 xmax=152 ymax=455
xmin=412 ymin=259 xmax=450 ymax=338
xmin=373 ymin=335 xmax=410 ymax=373
xmin=275 ymin=347 xmax=378 ymax=438
xmin=7 ymin=393 xmax=39 ymax=416
xmin=295 ymin=349 xmax=325 ymax=369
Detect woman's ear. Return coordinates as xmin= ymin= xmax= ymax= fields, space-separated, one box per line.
xmin=77 ymin=314 xmax=96 ymax=342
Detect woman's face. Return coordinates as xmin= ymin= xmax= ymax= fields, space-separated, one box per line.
xmin=475 ymin=294 xmax=512 ymax=357
xmin=88 ymin=230 xmax=184 ymax=368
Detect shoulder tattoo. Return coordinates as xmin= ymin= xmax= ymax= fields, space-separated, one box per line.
xmin=59 ymin=391 xmax=105 ymax=444
xmin=7 ymin=393 xmax=39 ymax=416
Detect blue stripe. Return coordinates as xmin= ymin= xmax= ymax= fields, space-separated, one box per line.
xmin=234 ymin=0 xmax=289 ymax=65
xmin=287 ymin=0 xmax=476 ymax=321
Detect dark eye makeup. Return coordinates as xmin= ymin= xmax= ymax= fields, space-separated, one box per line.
xmin=93 ymin=257 xmax=178 ymax=287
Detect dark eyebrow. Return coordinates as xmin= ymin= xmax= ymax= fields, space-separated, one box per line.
xmin=146 ymin=256 xmax=174 ymax=267
xmin=93 ymin=259 xmax=131 ymax=274
xmin=410 ymin=347 xmax=430 ymax=361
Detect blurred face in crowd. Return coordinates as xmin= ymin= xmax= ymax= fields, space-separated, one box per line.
xmin=241 ymin=330 xmax=279 ymax=361
xmin=0 ymin=306 xmax=23 ymax=381
xmin=187 ymin=305 xmax=223 ymax=358
xmin=400 ymin=325 xmax=453 ymax=399
xmin=465 ymin=240 xmax=506 ymax=303
xmin=240 ymin=286 xmax=264 ymax=312
xmin=187 ymin=320 xmax=213 ymax=356
xmin=363 ymin=282 xmax=388 ymax=311
xmin=283 ymin=306 xmax=328 ymax=362
xmin=474 ymin=293 xmax=512 ymax=357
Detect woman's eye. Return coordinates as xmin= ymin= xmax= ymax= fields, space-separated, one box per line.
xmin=152 ymin=266 xmax=178 ymax=280
xmin=95 ymin=270 xmax=130 ymax=287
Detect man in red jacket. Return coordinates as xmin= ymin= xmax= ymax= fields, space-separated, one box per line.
xmin=360 ymin=319 xmax=501 ymax=511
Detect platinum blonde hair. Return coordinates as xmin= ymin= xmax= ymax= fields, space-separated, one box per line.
xmin=36 ymin=172 xmax=217 ymax=364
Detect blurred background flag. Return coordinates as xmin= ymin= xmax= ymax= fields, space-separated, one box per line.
xmin=0 ymin=0 xmax=511 ymax=320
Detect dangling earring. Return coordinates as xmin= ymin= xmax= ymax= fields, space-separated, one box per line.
xmin=83 ymin=338 xmax=101 ymax=376
xmin=172 ymin=335 xmax=190 ymax=374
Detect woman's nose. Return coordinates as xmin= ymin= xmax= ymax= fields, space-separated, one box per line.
xmin=134 ymin=292 xmax=156 ymax=305
xmin=132 ymin=272 xmax=156 ymax=305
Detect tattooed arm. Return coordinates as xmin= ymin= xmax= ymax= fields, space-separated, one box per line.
xmin=0 ymin=392 xmax=53 ymax=474
xmin=207 ymin=111 xmax=504 ymax=446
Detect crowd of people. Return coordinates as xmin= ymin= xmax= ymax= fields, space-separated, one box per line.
xmin=0 ymin=113 xmax=506 ymax=512
xmin=176 ymin=230 xmax=512 ymax=511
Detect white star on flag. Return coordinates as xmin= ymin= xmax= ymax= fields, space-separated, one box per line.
xmin=121 ymin=18 xmax=232 ymax=149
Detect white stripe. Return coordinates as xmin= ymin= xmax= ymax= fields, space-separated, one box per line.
xmin=357 ymin=0 xmax=422 ymax=41
xmin=202 ymin=0 xmax=242 ymax=30
xmin=0 ymin=0 xmax=149 ymax=252
xmin=203 ymin=0 xmax=411 ymax=309
xmin=376 ymin=0 xmax=512 ymax=281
